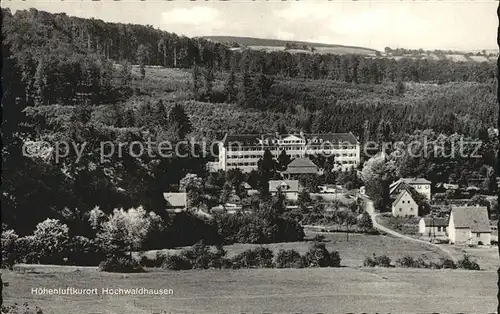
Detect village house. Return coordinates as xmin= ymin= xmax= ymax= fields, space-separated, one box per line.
xmin=282 ymin=157 xmax=319 ymax=179
xmin=163 ymin=192 xmax=187 ymax=213
xmin=448 ymin=206 xmax=491 ymax=245
xmin=419 ymin=217 xmax=449 ymax=237
xmin=390 ymin=178 xmax=432 ymax=200
xmin=269 ymin=180 xmax=301 ymax=201
xmin=391 ymin=186 xmax=418 ymax=217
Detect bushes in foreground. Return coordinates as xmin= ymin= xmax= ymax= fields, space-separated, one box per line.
xmin=365 ymin=253 xmax=479 ymax=270
xmin=364 ymin=254 xmax=392 ymax=267
xmin=159 ymin=242 xmax=341 ymax=271
xmin=98 ymin=256 xmax=145 ymax=273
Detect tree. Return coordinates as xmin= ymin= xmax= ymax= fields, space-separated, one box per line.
xmin=32 ymin=219 xmax=70 ymax=263
xmin=257 ymin=149 xmax=276 ymax=196
xmin=361 ymin=154 xmax=397 ymax=212
xmin=203 ymin=66 xmax=215 ymax=100
xmin=192 ymin=63 xmax=202 ymax=100
xmin=136 ymin=44 xmax=149 ymax=79
xmin=357 ymin=212 xmax=373 ymax=231
xmin=96 ymin=206 xmax=158 ymax=258
xmin=277 ymin=149 xmax=292 ymax=172
xmin=168 ymin=103 xmax=192 ymax=139
xmin=180 ymin=173 xmax=204 ymax=209
xmin=224 ymin=69 xmax=237 ymax=103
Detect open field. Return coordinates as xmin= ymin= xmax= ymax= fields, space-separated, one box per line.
xmin=141 ymin=232 xmax=449 ymax=268
xmin=2 ymin=265 xmax=496 ymax=313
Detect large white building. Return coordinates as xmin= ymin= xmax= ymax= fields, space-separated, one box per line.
xmin=217 ymin=132 xmax=361 ymax=173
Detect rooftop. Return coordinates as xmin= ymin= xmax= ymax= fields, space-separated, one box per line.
xmin=222 ymin=132 xmax=359 ymax=146
xmin=285 ymin=157 xmax=319 ymax=174
xmin=163 ymin=192 xmax=187 ymax=208
xmin=450 ymin=206 xmax=491 ymax=233
xmin=421 ymin=217 xmax=449 ymax=227
xmin=269 ymin=180 xmax=300 ymax=192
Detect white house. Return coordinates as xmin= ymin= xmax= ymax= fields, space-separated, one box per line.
xmin=419 ymin=217 xmax=449 ymax=237
xmin=448 ymin=206 xmax=491 ymax=245
xmin=390 ymin=178 xmax=431 ymax=200
xmin=163 ymin=192 xmax=187 ymax=213
xmin=269 ymin=180 xmax=301 ymax=201
xmin=391 ymin=188 xmax=418 ymax=217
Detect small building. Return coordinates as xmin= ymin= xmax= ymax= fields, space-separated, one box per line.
xmin=282 ymin=157 xmax=319 ymax=179
xmin=419 ymin=217 xmax=449 ymax=236
xmin=163 ymin=192 xmax=187 ymax=213
xmin=225 ymin=193 xmax=242 ymax=208
xmin=448 ymin=206 xmax=491 ymax=245
xmin=391 ymin=187 xmax=418 ymax=217
xmin=269 ymin=180 xmax=301 ymax=201
xmin=390 ymin=178 xmax=431 ymax=200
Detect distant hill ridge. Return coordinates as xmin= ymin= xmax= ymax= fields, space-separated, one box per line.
xmin=201 ymin=36 xmax=378 ymax=54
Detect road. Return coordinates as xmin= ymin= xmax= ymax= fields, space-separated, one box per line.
xmin=363 ymin=196 xmax=457 ymax=261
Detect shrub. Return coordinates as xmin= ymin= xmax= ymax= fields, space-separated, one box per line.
xmin=33 ymin=219 xmax=70 ymax=264
xmin=438 ymin=258 xmax=457 ymax=269
xmin=231 ymin=247 xmax=275 ymax=269
xmin=303 ymin=242 xmax=341 ymax=267
xmin=395 ymin=255 xmax=415 ymax=268
xmin=66 ymin=236 xmax=103 ymax=266
xmin=457 ymin=255 xmax=480 ymax=270
xmin=1 ymin=229 xmax=19 ymax=269
xmin=180 ymin=242 xmax=214 ymax=269
xmin=139 ymin=255 xmax=158 ymax=268
xmin=275 ymin=249 xmax=305 ymax=268
xmin=364 ymin=254 xmax=392 ymax=267
xmin=98 ymin=256 xmax=145 ymax=273
xmin=162 ymin=254 xmax=192 ymax=270
xmin=15 ymin=236 xmax=39 ymax=264
xmin=1 ymin=303 xmax=43 ymax=314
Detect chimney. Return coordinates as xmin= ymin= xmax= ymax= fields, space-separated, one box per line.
xmin=300 ymin=131 xmax=304 ymax=138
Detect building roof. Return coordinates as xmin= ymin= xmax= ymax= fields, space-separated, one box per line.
xmin=390 ymin=178 xmax=431 ymax=189
xmin=163 ymin=192 xmax=187 ymax=208
xmin=450 ymin=206 xmax=491 ymax=233
xmin=421 ymin=217 xmax=449 ymax=227
xmin=221 ymin=132 xmax=359 ymax=146
xmin=269 ymin=180 xmax=300 ymax=193
xmin=285 ymin=158 xmax=319 ymax=174
xmin=392 ymin=188 xmax=416 ymax=207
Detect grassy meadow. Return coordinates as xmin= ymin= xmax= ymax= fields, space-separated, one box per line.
xmin=3 ymin=265 xmax=496 ymax=313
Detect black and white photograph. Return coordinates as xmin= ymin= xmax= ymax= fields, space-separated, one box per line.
xmin=1 ymin=0 xmax=499 ymax=313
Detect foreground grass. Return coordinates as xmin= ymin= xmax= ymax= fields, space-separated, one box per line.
xmin=2 ymin=265 xmax=495 ymax=313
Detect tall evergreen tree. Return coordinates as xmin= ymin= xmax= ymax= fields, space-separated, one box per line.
xmin=168 ymin=103 xmax=192 ymax=139
xmin=192 ymin=63 xmax=202 ymax=100
xmin=224 ymin=69 xmax=237 ymax=103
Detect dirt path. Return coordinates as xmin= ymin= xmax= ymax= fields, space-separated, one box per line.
xmin=362 ymin=197 xmax=457 ymax=261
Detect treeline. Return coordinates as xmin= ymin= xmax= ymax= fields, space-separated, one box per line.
xmin=3 ymin=8 xmax=496 ymax=89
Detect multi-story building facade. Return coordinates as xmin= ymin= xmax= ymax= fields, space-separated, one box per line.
xmin=218 ymin=132 xmax=360 ymax=173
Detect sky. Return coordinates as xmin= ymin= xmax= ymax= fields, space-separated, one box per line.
xmin=4 ymin=0 xmax=499 ymax=51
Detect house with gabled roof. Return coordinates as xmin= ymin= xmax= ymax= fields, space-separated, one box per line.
xmin=283 ymin=157 xmax=319 ymax=179
xmin=390 ymin=178 xmax=432 ymax=200
xmin=164 ymin=192 xmax=187 ymax=213
xmin=391 ymin=185 xmax=419 ymax=217
xmin=448 ymin=206 xmax=491 ymax=245
xmin=269 ymin=180 xmax=301 ymax=201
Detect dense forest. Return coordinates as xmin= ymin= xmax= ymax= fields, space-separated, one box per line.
xmin=1 ymin=8 xmax=498 ymax=238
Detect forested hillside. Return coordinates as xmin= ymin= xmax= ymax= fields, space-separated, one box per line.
xmin=1 ymin=8 xmax=498 ymax=237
